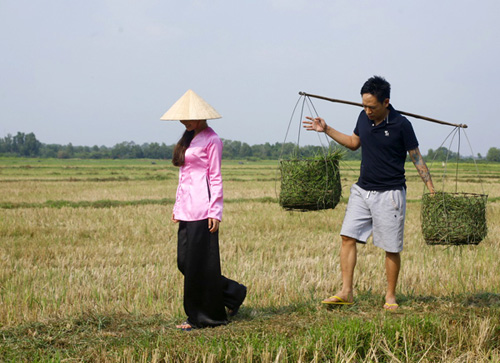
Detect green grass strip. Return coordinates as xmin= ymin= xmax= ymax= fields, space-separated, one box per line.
xmin=1 ymin=196 xmax=498 ymax=209
xmin=0 ymin=199 xmax=174 ymax=209
xmin=0 ymin=197 xmax=278 ymax=209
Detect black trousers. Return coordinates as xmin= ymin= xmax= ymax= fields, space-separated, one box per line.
xmin=177 ymin=220 xmax=246 ymax=328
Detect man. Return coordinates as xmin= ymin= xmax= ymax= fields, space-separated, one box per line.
xmin=303 ymin=76 xmax=435 ymax=310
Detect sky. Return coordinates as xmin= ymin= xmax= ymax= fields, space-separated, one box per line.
xmin=1 ymin=0 xmax=499 ymax=156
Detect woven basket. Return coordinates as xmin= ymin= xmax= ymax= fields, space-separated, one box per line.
xmin=279 ymin=156 xmax=341 ymax=211
xmin=421 ymin=192 xmax=488 ymax=245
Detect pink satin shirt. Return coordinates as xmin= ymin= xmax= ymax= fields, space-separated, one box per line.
xmin=173 ymin=127 xmax=223 ymax=222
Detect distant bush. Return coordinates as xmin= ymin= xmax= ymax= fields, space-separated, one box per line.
xmin=0 ymin=131 xmax=494 ymax=161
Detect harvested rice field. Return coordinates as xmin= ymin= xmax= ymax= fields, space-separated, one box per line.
xmin=0 ymin=157 xmax=499 ymax=362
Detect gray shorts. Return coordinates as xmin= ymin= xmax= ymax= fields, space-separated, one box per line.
xmin=340 ymin=184 xmax=406 ymax=253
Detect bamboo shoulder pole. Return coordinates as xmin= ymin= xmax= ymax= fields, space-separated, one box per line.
xmin=299 ymin=92 xmax=468 ymax=129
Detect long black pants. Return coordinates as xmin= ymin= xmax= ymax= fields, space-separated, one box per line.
xmin=177 ymin=220 xmax=246 ymax=328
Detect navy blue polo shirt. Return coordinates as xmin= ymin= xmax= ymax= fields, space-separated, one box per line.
xmin=354 ymin=104 xmax=419 ymax=191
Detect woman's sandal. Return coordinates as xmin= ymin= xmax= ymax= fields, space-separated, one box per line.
xmin=176 ymin=321 xmax=193 ymax=331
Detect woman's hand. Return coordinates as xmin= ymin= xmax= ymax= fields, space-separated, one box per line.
xmin=171 ymin=213 xmax=179 ymax=223
xmin=208 ymin=218 xmax=220 ymax=233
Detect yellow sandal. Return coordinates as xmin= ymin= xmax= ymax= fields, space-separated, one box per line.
xmin=321 ymin=295 xmax=354 ymax=305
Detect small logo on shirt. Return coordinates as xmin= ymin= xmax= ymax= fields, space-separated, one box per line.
xmin=384 ymin=130 xmax=390 ymax=137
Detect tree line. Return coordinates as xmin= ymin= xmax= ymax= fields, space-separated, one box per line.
xmin=1 ymin=132 xmax=498 ymax=162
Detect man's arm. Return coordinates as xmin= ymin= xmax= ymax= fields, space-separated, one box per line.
xmin=408 ymin=147 xmax=435 ymax=194
xmin=303 ymin=117 xmax=361 ymax=151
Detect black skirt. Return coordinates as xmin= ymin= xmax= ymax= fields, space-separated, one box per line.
xmin=177 ymin=219 xmax=246 ymax=328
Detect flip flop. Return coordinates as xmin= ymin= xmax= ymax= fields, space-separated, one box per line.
xmin=383 ymin=303 xmax=399 ymax=311
xmin=321 ymin=295 xmax=354 ymax=305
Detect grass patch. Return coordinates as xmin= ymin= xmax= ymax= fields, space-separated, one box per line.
xmin=1 ymin=294 xmax=499 ymax=362
xmin=1 ymin=158 xmax=499 ymax=361
xmin=279 ymin=151 xmax=343 ymax=211
xmin=421 ymin=192 xmax=488 ymax=245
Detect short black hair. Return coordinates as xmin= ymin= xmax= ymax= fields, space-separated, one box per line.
xmin=360 ymin=76 xmax=391 ymax=104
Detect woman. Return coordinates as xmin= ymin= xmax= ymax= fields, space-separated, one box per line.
xmin=161 ymin=90 xmax=247 ymax=331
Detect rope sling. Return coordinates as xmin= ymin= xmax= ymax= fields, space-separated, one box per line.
xmin=277 ymin=94 xmax=342 ymax=211
xmin=421 ymin=126 xmax=488 ymax=245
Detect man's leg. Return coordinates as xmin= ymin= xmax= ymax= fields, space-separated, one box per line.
xmin=332 ymin=184 xmax=373 ymax=304
xmin=385 ymin=251 xmax=400 ymax=309
xmin=324 ymin=235 xmax=357 ymax=303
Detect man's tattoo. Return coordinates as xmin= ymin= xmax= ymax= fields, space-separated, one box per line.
xmin=409 ymin=149 xmax=432 ymax=184
xmin=409 ymin=149 xmax=423 ymax=165
xmin=418 ymin=166 xmax=431 ymax=183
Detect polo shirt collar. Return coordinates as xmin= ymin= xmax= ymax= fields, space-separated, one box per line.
xmin=371 ymin=104 xmax=394 ymax=128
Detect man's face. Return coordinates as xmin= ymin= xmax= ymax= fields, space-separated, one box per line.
xmin=362 ymin=93 xmax=389 ymax=123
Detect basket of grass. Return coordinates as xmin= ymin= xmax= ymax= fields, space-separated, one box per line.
xmin=421 ymin=192 xmax=488 ymax=245
xmin=279 ymin=150 xmax=342 ymax=211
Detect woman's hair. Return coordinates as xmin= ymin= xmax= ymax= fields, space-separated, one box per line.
xmin=172 ymin=130 xmax=195 ymax=167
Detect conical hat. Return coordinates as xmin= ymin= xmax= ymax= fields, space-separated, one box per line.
xmin=160 ymin=89 xmax=222 ymax=121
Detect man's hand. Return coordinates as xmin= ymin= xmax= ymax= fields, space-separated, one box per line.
xmin=303 ymin=117 xmax=327 ymax=133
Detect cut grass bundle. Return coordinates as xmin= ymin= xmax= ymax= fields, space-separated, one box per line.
xmin=421 ymin=192 xmax=488 ymax=245
xmin=279 ymin=151 xmax=342 ymax=211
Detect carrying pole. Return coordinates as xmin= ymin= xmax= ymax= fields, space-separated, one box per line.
xmin=299 ymin=92 xmax=468 ymax=129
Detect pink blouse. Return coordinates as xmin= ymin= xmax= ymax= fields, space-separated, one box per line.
xmin=173 ymin=127 xmax=223 ymax=222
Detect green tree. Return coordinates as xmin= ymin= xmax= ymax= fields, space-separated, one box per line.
xmin=426 ymin=147 xmax=457 ymax=162
xmin=0 ymin=134 xmax=14 ymax=154
xmin=143 ymin=142 xmax=161 ymax=159
xmin=486 ymin=147 xmax=500 ymax=162
xmin=159 ymin=143 xmax=173 ymax=159
xmin=42 ymin=144 xmax=60 ymax=158
xmin=239 ymin=143 xmax=252 ymax=158
xmin=8 ymin=132 xmax=41 ymax=156
xmin=111 ymin=142 xmax=134 ymax=159
xmin=66 ymin=143 xmax=75 ymax=158
xmin=26 ymin=133 xmax=41 ymax=156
